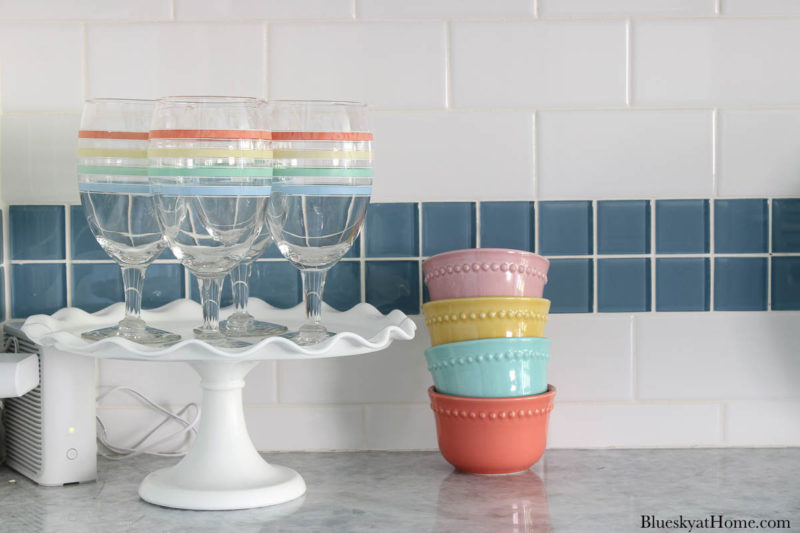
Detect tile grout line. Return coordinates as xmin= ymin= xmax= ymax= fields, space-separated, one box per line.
xmin=533 ymin=0 xmax=539 ymax=18
xmin=64 ymin=204 xmax=73 ymax=307
xmin=650 ymin=199 xmax=656 ymax=312
xmin=443 ymin=21 xmax=452 ymax=109
xmin=474 ymin=201 xmax=481 ymax=248
xmin=351 ymin=0 xmax=357 ymax=19
xmin=532 ymin=111 xmax=538 ymax=199
xmin=80 ymin=23 xmax=88 ymax=100
xmin=625 ymin=18 xmax=632 ymax=107
xmin=712 ymin=108 xmax=719 ymax=196
xmin=360 ymin=211 xmax=367 ymax=304
xmin=534 ymin=199 xmax=540 ymax=255
xmin=417 ymin=202 xmax=424 ymax=311
xmin=715 ymin=0 xmax=722 ymax=15
xmin=263 ymin=23 xmax=270 ymax=100
xmin=630 ymin=316 xmax=637 ymax=400
xmin=2 ymin=208 xmax=10 ymax=320
xmin=767 ymin=198 xmax=773 ymax=311
xmin=592 ymin=200 xmax=598 ymax=313
xmin=709 ymin=199 xmax=715 ymax=311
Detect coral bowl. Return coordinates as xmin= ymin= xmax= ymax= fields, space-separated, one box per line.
xmin=422 ymin=297 xmax=550 ymax=346
xmin=423 ymin=249 xmax=550 ymax=301
xmin=429 ymin=385 xmax=556 ymax=474
xmin=425 ymin=337 xmax=550 ymax=398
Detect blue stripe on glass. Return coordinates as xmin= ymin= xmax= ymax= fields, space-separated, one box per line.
xmin=152 ymin=185 xmax=272 ymax=196
xmin=79 ymin=182 xmax=152 ymax=194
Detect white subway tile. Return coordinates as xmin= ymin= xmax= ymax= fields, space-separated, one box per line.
xmin=548 ymin=403 xmax=721 ymax=448
xmin=96 ymin=407 xmax=197 ymax=452
xmin=725 ymin=401 xmax=800 ymax=446
xmin=245 ymin=405 xmax=364 ymax=450
xmin=98 ymin=360 xmax=201 ymax=407
xmin=637 ymin=313 xmax=800 ymax=400
xmin=1 ymin=113 xmax=81 ymax=204
xmin=277 ymin=317 xmax=431 ymax=403
xmin=357 ymin=0 xmax=533 ymax=18
xmin=372 ymin=111 xmax=534 ymax=202
xmin=451 ymin=21 xmax=626 ymax=108
xmin=86 ymin=23 xmax=265 ymax=100
xmin=634 ymin=19 xmax=800 ymax=106
xmin=174 ymin=0 xmax=352 ymax=20
xmin=540 ymin=0 xmax=715 ymax=17
xmin=718 ymin=110 xmax=800 ymax=197
xmin=537 ymin=110 xmax=713 ymax=199
xmin=269 ymin=22 xmax=445 ymax=108
xmin=0 ymin=0 xmax=170 ymax=20
xmin=365 ymin=405 xmax=437 ymax=450
xmin=722 ymin=0 xmax=800 ymax=15
xmin=548 ymin=315 xmax=633 ymax=402
xmin=0 ymin=24 xmax=82 ymax=111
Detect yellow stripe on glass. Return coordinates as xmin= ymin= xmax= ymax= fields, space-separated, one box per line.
xmin=77 ymin=148 xmax=148 ymax=158
xmin=147 ymin=148 xmax=274 ymax=158
xmin=273 ymin=150 xmax=372 ymax=160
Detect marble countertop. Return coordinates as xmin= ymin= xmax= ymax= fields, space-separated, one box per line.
xmin=1 ymin=449 xmax=798 ymax=532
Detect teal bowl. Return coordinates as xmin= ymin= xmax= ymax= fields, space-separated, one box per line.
xmin=424 ymin=337 xmax=550 ymax=398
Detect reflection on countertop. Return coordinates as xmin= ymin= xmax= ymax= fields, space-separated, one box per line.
xmin=0 ymin=449 xmax=798 ymax=532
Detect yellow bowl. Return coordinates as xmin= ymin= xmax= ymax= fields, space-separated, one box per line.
xmin=422 ymin=297 xmax=550 ymax=346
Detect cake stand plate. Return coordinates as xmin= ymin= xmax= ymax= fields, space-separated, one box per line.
xmin=21 ymin=299 xmax=416 ymax=510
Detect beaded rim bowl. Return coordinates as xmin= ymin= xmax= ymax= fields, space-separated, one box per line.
xmin=429 ymin=385 xmax=556 ymax=474
xmin=422 ymin=297 xmax=550 ymax=346
xmin=424 ymin=337 xmax=550 ymax=398
xmin=423 ymin=249 xmax=550 ymax=301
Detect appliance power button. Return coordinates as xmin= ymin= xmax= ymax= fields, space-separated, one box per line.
xmin=66 ymin=448 xmax=78 ymax=460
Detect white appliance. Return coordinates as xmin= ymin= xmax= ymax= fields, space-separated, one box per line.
xmin=1 ymin=321 xmax=97 ymax=486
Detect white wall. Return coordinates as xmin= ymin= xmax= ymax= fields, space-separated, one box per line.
xmin=1 ymin=0 xmax=799 ymax=449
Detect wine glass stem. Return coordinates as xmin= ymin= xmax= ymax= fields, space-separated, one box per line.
xmin=230 ymin=261 xmax=253 ymax=318
xmin=120 ymin=266 xmax=146 ymax=330
xmin=301 ymin=269 xmax=328 ymax=331
xmin=197 ymin=276 xmax=224 ymax=335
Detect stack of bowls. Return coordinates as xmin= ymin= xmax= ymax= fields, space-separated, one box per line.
xmin=422 ymin=249 xmax=556 ymax=475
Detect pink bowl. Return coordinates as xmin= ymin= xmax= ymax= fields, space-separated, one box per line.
xmin=423 ymin=249 xmax=550 ymax=300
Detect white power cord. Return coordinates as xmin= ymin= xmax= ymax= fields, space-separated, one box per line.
xmin=96 ymin=386 xmax=201 ymax=460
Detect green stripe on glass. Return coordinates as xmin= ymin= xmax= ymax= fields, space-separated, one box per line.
xmin=272 ymin=168 xmax=373 ymax=178
xmin=147 ymin=167 xmax=274 ymax=177
xmin=77 ymin=165 xmax=147 ymax=176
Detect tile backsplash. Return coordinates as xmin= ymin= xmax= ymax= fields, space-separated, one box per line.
xmin=2 ymin=0 xmax=800 ymax=450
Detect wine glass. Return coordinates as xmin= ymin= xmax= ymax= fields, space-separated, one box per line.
xmin=148 ymin=96 xmax=272 ymax=348
xmin=77 ymin=98 xmax=181 ymax=345
xmin=219 ymin=216 xmax=288 ymax=337
xmin=265 ymin=100 xmax=373 ymax=345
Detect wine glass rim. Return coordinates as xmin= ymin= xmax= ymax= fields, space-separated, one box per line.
xmin=268 ymin=99 xmax=368 ymax=107
xmin=157 ymin=95 xmax=260 ymax=104
xmin=84 ymin=97 xmax=154 ymax=104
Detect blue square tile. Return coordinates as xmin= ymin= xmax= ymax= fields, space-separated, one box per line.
xmin=479 ymin=201 xmax=534 ymax=251
xmin=0 ymin=209 xmax=4 ymax=263
xmin=324 ymin=261 xmax=361 ymax=311
xmin=714 ymin=199 xmax=768 ymax=253
xmin=714 ymin=257 xmax=767 ymax=311
xmin=422 ymin=203 xmax=476 ymax=257
xmin=656 ymin=258 xmax=709 ymax=312
xmin=190 ymin=272 xmax=234 ymax=308
xmin=70 ymin=205 xmax=107 ymax=260
xmin=366 ymin=203 xmax=418 ymax=257
xmin=655 ymin=200 xmax=709 ymax=254
xmin=597 ymin=200 xmax=650 ymax=255
xmin=543 ymin=259 xmax=593 ymax=313
xmin=10 ymin=205 xmax=65 ymax=260
xmin=250 ymin=261 xmax=302 ymax=309
xmin=11 ymin=264 xmax=66 ymax=318
xmin=772 ymin=199 xmax=800 ymax=253
xmin=72 ymin=263 xmax=123 ymax=313
xmin=365 ymin=260 xmax=420 ymax=315
xmin=539 ymin=201 xmax=593 ymax=256
xmin=771 ymin=257 xmax=800 ymax=310
xmin=143 ymin=263 xmax=185 ymax=309
xmin=598 ymin=258 xmax=651 ymax=312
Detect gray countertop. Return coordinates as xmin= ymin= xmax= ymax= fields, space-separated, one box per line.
xmin=1 ymin=449 xmax=798 ymax=532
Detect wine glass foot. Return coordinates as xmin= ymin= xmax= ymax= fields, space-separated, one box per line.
xmin=81 ymin=325 xmax=181 ymax=345
xmin=192 ymin=328 xmax=252 ymax=349
xmin=281 ymin=329 xmax=336 ymax=346
xmin=220 ymin=319 xmax=288 ymax=338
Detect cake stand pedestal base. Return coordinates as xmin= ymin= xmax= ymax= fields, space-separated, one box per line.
xmin=138 ymin=360 xmax=306 ymax=510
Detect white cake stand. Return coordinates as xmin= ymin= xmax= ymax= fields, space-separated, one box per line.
xmin=21 ymin=299 xmax=416 ymax=511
